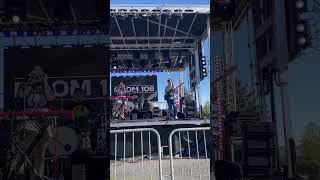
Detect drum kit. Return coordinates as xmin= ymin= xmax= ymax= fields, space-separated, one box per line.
xmin=46 ymin=112 xmax=108 ymax=156
xmin=111 ymin=95 xmax=138 ymax=120
xmin=1 ymin=111 xmax=108 ymax=180
xmin=112 ymin=93 xmax=158 ymax=121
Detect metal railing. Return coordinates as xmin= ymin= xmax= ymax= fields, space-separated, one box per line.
xmin=168 ymin=127 xmax=210 ymax=180
xmin=110 ymin=128 xmax=163 ymax=180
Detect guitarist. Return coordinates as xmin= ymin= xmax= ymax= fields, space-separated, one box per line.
xmin=165 ymin=79 xmax=178 ymax=120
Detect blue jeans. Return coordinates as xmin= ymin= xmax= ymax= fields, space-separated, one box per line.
xmin=167 ymin=99 xmax=177 ymax=118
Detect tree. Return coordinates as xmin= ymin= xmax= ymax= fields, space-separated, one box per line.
xmin=211 ymin=78 xmax=256 ymax=112
xmin=234 ymin=78 xmax=256 ymax=112
xmin=203 ymin=101 xmax=210 ymax=118
xmin=296 ymin=121 xmax=320 ymax=177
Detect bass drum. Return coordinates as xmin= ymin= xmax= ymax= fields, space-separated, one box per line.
xmin=47 ymin=127 xmax=79 ymax=156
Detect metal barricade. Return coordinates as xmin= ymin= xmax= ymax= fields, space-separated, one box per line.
xmin=168 ymin=127 xmax=211 ymax=180
xmin=110 ymin=128 xmax=163 ymax=180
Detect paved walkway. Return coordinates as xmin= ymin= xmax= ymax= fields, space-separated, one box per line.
xmin=110 ymin=158 xmax=212 ymax=180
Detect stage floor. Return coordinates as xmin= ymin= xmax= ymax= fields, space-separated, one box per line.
xmin=111 ymin=118 xmax=210 ymax=128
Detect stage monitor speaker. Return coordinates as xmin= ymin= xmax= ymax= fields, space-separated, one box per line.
xmin=162 ymin=110 xmax=168 ymax=117
xmin=185 ymin=99 xmax=196 ymax=118
xmin=187 ymin=105 xmax=196 ymax=111
xmin=177 ymin=112 xmax=185 ymax=119
xmin=241 ymin=122 xmax=276 ymax=178
xmin=186 ymin=100 xmax=196 ymax=106
xmin=145 ymin=111 xmax=153 ymax=119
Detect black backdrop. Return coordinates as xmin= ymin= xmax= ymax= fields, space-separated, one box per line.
xmin=111 ymin=75 xmax=158 ymax=101
xmin=4 ymin=47 xmax=109 ymax=111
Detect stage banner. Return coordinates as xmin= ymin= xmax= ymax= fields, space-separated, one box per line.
xmin=111 ymin=75 xmax=158 ymax=101
xmin=4 ymin=47 xmax=109 ymax=111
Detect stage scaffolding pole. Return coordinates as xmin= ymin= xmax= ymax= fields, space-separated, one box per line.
xmin=179 ymin=69 xmax=184 ymax=112
xmin=224 ymin=21 xmax=237 ymax=113
xmin=194 ymin=44 xmax=202 ymax=118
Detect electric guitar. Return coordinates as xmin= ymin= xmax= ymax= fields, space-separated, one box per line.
xmin=164 ymin=83 xmax=184 ymax=100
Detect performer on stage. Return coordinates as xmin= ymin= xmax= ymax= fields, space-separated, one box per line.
xmin=114 ymin=82 xmax=127 ymax=120
xmin=14 ymin=65 xmax=56 ymax=180
xmin=165 ymin=79 xmax=178 ymax=120
xmin=118 ymin=82 xmax=126 ymax=96
xmin=17 ymin=65 xmax=55 ymax=109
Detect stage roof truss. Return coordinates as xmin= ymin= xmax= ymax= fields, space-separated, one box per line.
xmin=110 ymin=4 xmax=209 ymax=50
xmin=0 ymin=0 xmax=106 ymax=31
xmin=110 ymin=5 xmax=209 ymax=71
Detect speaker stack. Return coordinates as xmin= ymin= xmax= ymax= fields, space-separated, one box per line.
xmin=185 ymin=100 xmax=197 ymax=118
xmin=229 ymin=112 xmax=277 ymax=179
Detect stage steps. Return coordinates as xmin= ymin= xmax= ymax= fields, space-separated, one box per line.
xmin=229 ymin=112 xmax=278 ymax=179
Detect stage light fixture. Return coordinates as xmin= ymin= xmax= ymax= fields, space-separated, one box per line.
xmin=286 ymin=0 xmax=309 ymax=56
xmin=202 ymin=68 xmax=207 ymax=78
xmin=173 ymin=9 xmax=183 ymax=18
xmin=119 ymin=13 xmax=128 ymax=20
xmin=128 ymin=12 xmax=139 ymax=19
xmin=151 ymin=13 xmax=161 ymax=19
xmin=112 ymin=52 xmax=118 ymax=60
xmin=296 ymin=23 xmax=305 ymax=32
xmin=297 ymin=36 xmax=307 ymax=45
xmin=163 ymin=9 xmax=173 ymax=19
xmin=203 ymin=72 xmax=207 ymax=77
xmin=175 ymin=13 xmax=183 ymax=19
xmin=12 ymin=15 xmax=20 ymax=23
xmin=112 ymin=60 xmax=118 ymax=69
xmin=140 ymin=9 xmax=151 ymax=18
xmin=141 ymin=13 xmax=151 ymax=18
xmin=111 ymin=52 xmax=119 ymax=69
xmin=201 ymin=56 xmax=206 ymax=65
xmin=296 ymin=0 xmax=305 ymax=9
xmin=7 ymin=0 xmax=26 ymax=24
xmin=127 ymin=10 xmax=137 ymax=19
